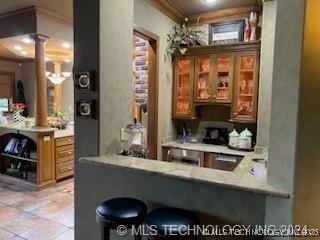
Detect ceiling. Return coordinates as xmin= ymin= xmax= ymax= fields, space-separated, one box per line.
xmin=0 ymin=0 xmax=72 ymax=20
xmin=168 ymin=0 xmax=257 ymax=16
xmin=0 ymin=35 xmax=73 ymax=62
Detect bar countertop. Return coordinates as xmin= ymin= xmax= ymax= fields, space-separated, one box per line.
xmin=0 ymin=122 xmax=55 ymax=133
xmin=80 ymin=152 xmax=289 ymax=198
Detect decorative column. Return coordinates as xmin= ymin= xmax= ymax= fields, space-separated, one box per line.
xmin=32 ymin=34 xmax=49 ymax=127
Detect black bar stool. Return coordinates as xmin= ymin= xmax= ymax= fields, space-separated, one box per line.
xmin=96 ymin=198 xmax=147 ymax=240
xmin=145 ymin=207 xmax=200 ymax=240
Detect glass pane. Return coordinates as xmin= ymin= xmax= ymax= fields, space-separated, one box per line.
xmin=236 ymin=56 xmax=255 ymax=117
xmin=176 ymin=60 xmax=191 ymax=114
xmin=0 ymin=98 xmax=9 ymax=112
xmin=216 ymin=57 xmax=231 ymax=100
xmin=196 ymin=58 xmax=210 ymax=100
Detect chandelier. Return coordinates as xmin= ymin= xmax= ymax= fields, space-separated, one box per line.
xmin=46 ymin=71 xmax=72 ymax=84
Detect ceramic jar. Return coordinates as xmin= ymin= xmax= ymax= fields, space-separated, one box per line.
xmin=240 ymin=128 xmax=253 ymax=149
xmin=229 ymin=129 xmax=239 ymax=147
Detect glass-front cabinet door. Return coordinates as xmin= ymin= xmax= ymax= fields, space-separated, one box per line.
xmin=173 ymin=57 xmax=194 ymax=118
xmin=214 ymin=54 xmax=234 ymax=103
xmin=231 ymin=52 xmax=259 ymax=122
xmin=194 ymin=56 xmax=213 ymax=103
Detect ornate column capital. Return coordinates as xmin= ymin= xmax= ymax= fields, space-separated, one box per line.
xmin=30 ymin=34 xmax=50 ymax=43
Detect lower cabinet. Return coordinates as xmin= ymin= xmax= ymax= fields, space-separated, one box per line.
xmin=55 ymin=136 xmax=74 ymax=180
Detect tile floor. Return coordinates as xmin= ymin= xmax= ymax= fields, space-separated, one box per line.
xmin=0 ymin=179 xmax=74 ymax=240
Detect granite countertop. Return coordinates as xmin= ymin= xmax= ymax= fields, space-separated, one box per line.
xmin=80 ymin=153 xmax=289 ymax=198
xmin=54 ymin=129 xmax=74 ymax=138
xmin=162 ymin=141 xmax=251 ymax=155
xmin=0 ymin=123 xmax=55 ymax=133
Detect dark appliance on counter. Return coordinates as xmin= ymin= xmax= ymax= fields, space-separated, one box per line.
xmin=202 ymin=127 xmax=228 ymax=146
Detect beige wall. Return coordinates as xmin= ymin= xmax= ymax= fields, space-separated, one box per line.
xmin=0 ymin=60 xmax=22 ymax=81
xmin=256 ymin=1 xmax=276 ymax=148
xmin=21 ymin=61 xmax=74 ymax=118
xmin=134 ymin=0 xmax=176 ymax=159
xmin=99 ymin=0 xmax=134 ymax=154
xmin=294 ymin=0 xmax=320 ymax=231
xmin=264 ymin=0 xmax=306 ymax=229
xmin=99 ymin=0 xmax=176 ymax=157
xmin=21 ymin=62 xmax=36 ymax=116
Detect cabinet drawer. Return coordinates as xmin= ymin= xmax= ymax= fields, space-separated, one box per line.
xmin=55 ymin=136 xmax=74 ymax=147
xmin=56 ymin=146 xmax=74 ymax=163
xmin=56 ymin=160 xmax=74 ymax=179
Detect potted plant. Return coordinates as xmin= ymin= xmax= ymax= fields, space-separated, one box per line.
xmin=167 ymin=19 xmax=204 ymax=56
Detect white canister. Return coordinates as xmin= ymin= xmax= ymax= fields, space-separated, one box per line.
xmin=229 ymin=129 xmax=239 ymax=147
xmin=240 ymin=128 xmax=253 ymax=148
xmin=239 ymin=135 xmax=248 ymax=149
xmin=24 ymin=119 xmax=32 ymax=128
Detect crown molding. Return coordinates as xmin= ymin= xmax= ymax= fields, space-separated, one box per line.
xmin=0 ymin=56 xmax=34 ymax=63
xmin=188 ymin=5 xmax=262 ymax=25
xmin=145 ymin=0 xmax=184 ymax=23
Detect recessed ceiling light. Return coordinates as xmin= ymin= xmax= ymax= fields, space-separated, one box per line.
xmin=45 ymin=57 xmax=50 ymax=62
xmin=14 ymin=45 xmax=22 ymax=51
xmin=64 ymin=59 xmax=71 ymax=63
xmin=22 ymin=37 xmax=33 ymax=44
xmin=20 ymin=51 xmax=27 ymax=55
xmin=62 ymin=42 xmax=71 ymax=49
xmin=203 ymin=0 xmax=217 ymax=3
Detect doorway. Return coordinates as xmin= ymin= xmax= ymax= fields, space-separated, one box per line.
xmin=133 ymin=26 xmax=159 ymax=160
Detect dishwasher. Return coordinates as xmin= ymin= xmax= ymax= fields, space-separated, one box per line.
xmin=167 ymin=148 xmax=204 ymax=167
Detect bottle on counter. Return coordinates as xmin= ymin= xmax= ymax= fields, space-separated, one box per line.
xmin=229 ymin=129 xmax=239 ymax=147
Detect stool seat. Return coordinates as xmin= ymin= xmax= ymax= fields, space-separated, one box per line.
xmin=96 ymin=198 xmax=147 ymax=225
xmin=145 ymin=207 xmax=199 ymax=236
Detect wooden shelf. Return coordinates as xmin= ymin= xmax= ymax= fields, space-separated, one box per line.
xmin=1 ymin=153 xmax=37 ymax=163
xmin=178 ymin=72 xmax=189 ymax=75
xmin=240 ymin=69 xmax=254 ymax=73
xmin=217 ymin=87 xmax=228 ymax=90
xmin=198 ymin=71 xmax=209 ymax=75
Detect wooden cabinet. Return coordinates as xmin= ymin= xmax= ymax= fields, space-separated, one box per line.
xmin=193 ymin=54 xmax=234 ymax=104
xmin=173 ymin=42 xmax=260 ymax=123
xmin=214 ymin=54 xmax=234 ymax=103
xmin=231 ymin=51 xmax=259 ymax=122
xmin=172 ymin=56 xmax=197 ymax=119
xmin=194 ymin=55 xmax=213 ymax=103
xmin=55 ymin=136 xmax=74 ymax=180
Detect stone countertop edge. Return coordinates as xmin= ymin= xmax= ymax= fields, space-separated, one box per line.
xmin=0 ymin=123 xmax=55 ymax=133
xmin=79 ymin=154 xmax=289 ymax=199
xmin=54 ymin=129 xmax=74 ymax=139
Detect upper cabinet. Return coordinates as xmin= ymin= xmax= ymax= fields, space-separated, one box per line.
xmin=172 ymin=42 xmax=260 ymax=123
xmin=172 ymin=56 xmax=196 ymax=119
xmin=231 ymin=51 xmax=259 ymax=122
xmin=194 ymin=56 xmax=213 ymax=103
xmin=214 ymin=54 xmax=234 ymax=103
xmin=193 ymin=54 xmax=234 ymax=104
